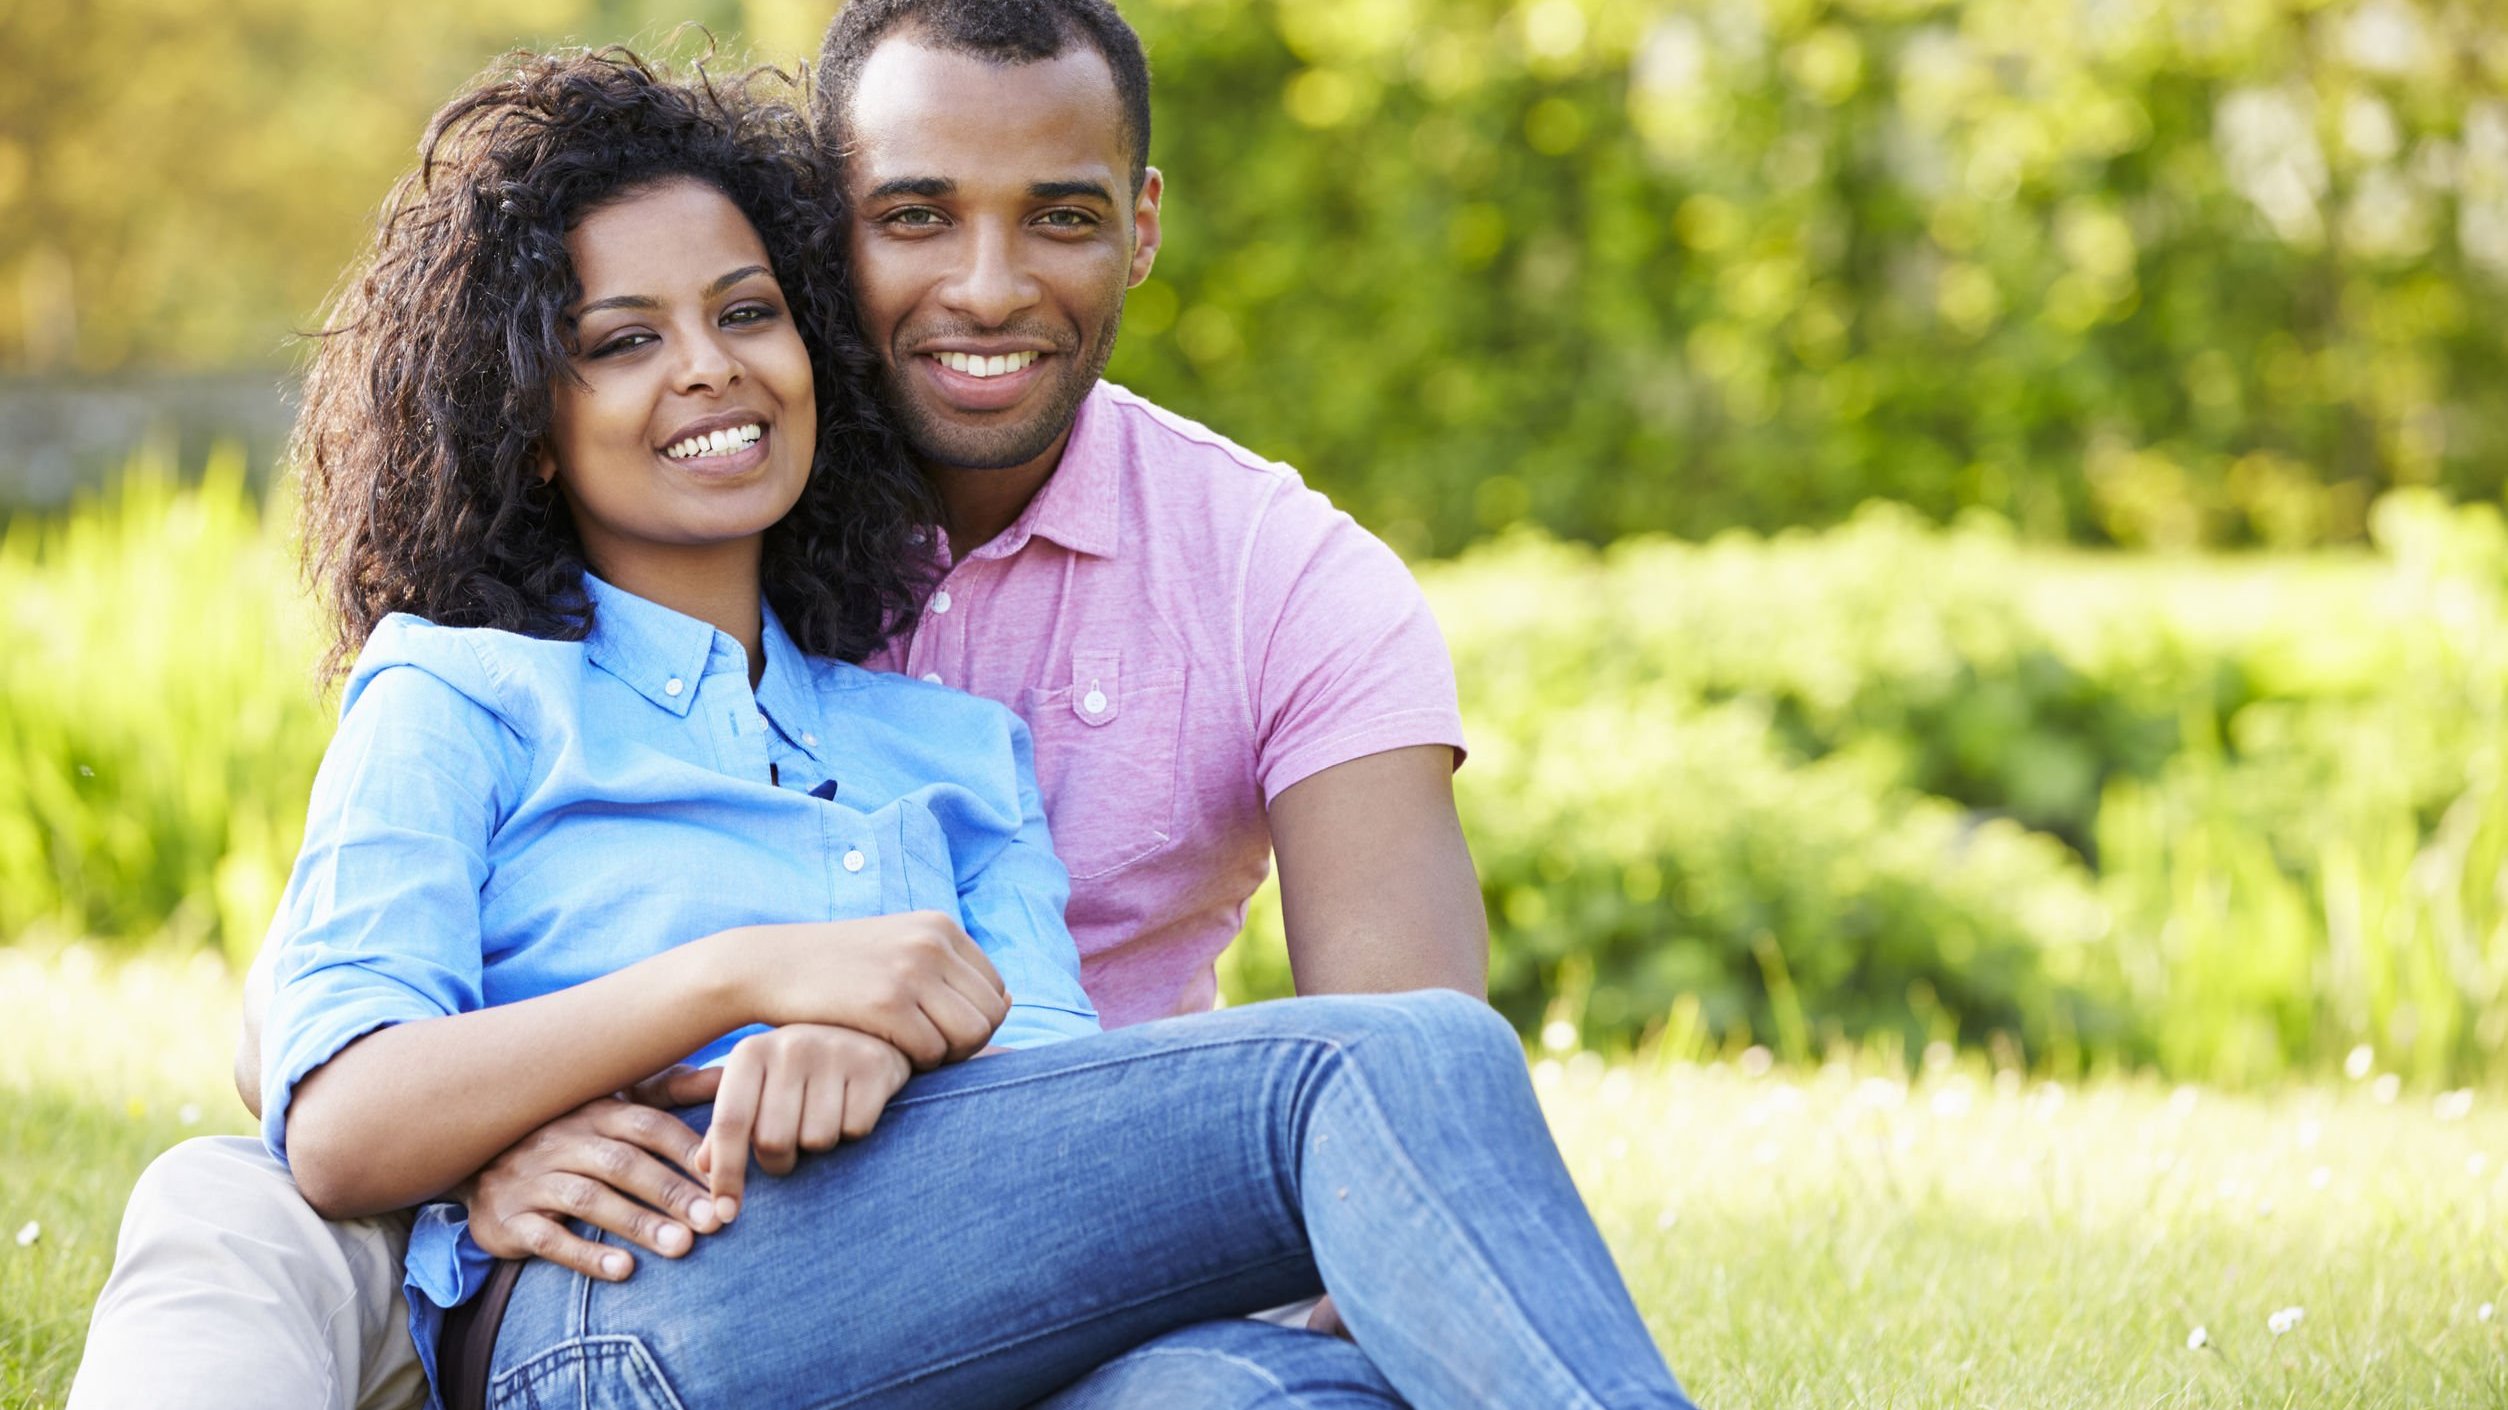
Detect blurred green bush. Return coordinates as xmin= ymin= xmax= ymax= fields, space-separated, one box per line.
xmin=12 ymin=1 xmax=2505 ymax=550
xmin=9 ymin=459 xmax=2505 ymax=1084
xmin=1113 ymin=0 xmax=2508 ymax=552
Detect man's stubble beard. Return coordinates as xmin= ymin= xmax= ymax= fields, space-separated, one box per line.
xmin=882 ymin=301 xmax=1126 ymax=473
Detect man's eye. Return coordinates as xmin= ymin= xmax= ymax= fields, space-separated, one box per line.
xmin=883 ymin=207 xmax=945 ymax=227
xmin=1039 ymin=210 xmax=1097 ymax=229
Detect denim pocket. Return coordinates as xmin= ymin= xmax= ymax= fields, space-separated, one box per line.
xmin=489 ymin=1334 xmax=687 ymax=1410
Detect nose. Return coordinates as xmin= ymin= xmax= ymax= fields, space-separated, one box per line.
xmin=671 ymin=322 xmax=741 ymax=395
xmin=937 ymin=218 xmax=1042 ymax=327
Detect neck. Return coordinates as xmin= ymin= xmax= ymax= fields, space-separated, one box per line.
xmin=588 ymin=539 xmax=768 ymax=686
xmin=928 ymin=424 xmax=1075 ymax=560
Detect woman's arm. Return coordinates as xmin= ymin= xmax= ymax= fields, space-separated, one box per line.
xmin=263 ymin=641 xmax=1008 ymax=1219
xmin=285 ymin=912 xmax=1005 ymax=1219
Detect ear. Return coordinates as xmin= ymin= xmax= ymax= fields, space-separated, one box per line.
xmin=1127 ymin=167 xmax=1164 ymax=288
xmin=534 ymin=442 xmax=558 ymax=488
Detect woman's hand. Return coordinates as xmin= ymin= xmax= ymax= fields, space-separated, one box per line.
xmin=697 ymin=1024 xmax=914 ymax=1221
xmin=716 ymin=912 xmax=1010 ymax=1069
xmin=460 ymin=1065 xmax=725 ymax=1281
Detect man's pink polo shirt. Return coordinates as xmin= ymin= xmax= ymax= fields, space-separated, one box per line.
xmin=867 ymin=382 xmax=1467 ymax=1027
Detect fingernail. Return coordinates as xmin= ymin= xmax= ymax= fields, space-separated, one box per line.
xmin=601 ymin=1251 xmax=630 ymax=1279
xmin=716 ymin=1197 xmax=738 ymax=1225
xmin=688 ymin=1197 xmax=717 ymax=1230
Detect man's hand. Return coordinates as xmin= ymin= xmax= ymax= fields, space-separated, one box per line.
xmin=461 ymin=1065 xmax=723 ymax=1282
xmin=696 ymin=1024 xmax=914 ymax=1224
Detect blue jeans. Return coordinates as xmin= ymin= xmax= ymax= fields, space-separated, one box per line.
xmin=486 ymin=991 xmax=1694 ymax=1410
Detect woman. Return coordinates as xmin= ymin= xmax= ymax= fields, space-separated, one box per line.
xmin=271 ymin=48 xmax=1693 ymax=1410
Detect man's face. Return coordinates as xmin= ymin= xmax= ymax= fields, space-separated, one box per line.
xmin=843 ymin=36 xmax=1162 ymax=474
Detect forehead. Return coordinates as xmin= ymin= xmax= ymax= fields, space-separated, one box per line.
xmin=566 ymin=179 xmax=769 ymax=294
xmin=846 ymin=37 xmax=1126 ymax=190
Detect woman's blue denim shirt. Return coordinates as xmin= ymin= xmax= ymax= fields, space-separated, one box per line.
xmin=257 ymin=574 xmax=1099 ymax=1404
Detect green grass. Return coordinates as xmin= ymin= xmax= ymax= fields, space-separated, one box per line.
xmin=5 ymin=950 xmax=2505 ymax=1408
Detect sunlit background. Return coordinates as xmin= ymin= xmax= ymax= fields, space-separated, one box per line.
xmin=5 ymin=2 xmax=2508 ymax=1399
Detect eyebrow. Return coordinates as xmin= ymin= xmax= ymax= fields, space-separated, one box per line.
xmin=574 ymin=265 xmax=773 ymax=318
xmin=865 ymin=176 xmax=954 ymax=201
xmin=860 ymin=177 xmax=1116 ymax=204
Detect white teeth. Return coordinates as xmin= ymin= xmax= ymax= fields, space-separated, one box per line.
xmin=663 ymin=424 xmax=762 ymax=460
xmin=937 ymin=350 xmax=1038 ymax=379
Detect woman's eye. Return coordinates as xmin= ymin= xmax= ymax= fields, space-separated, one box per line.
xmin=723 ymin=303 xmax=779 ymax=326
xmin=588 ymin=333 xmax=651 ymax=358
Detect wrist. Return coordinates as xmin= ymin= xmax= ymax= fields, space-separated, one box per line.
xmin=682 ymin=927 xmax=763 ymax=1031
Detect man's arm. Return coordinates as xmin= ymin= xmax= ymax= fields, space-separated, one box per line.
xmin=1268 ymin=744 xmax=1488 ymax=999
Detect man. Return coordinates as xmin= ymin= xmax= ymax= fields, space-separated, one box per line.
xmin=70 ymin=2 xmax=1488 ymax=1407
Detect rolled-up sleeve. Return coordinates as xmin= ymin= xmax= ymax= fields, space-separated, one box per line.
xmin=958 ymin=715 xmax=1099 ymax=1049
xmin=260 ymin=631 xmax=521 ymax=1166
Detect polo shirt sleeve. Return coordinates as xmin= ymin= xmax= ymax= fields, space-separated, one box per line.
xmin=957 ymin=713 xmax=1100 ymax=1049
xmin=259 ymin=624 xmax=522 ymax=1167
xmin=1241 ymin=481 xmax=1468 ymax=804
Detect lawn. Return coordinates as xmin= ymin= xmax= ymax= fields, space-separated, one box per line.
xmin=4 ymin=947 xmax=2504 ymax=1408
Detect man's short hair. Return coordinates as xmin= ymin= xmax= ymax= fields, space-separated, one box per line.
xmin=815 ymin=0 xmax=1153 ymax=193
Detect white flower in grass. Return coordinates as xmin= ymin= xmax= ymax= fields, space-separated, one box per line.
xmin=2186 ymin=1325 xmax=2209 ymax=1350
xmin=2479 ymin=1302 xmax=2495 ymax=1323
xmin=2436 ymin=1089 xmax=2475 ymax=1122
xmin=13 ymin=1221 xmax=37 ymax=1248
xmin=1540 ymin=1019 xmax=1579 ymax=1056
xmin=178 ymin=1103 xmax=202 ymax=1127
xmin=2269 ymin=1306 xmax=2304 ymax=1335
xmin=2345 ymin=1044 xmax=2376 ymax=1080
xmin=2372 ymin=1073 xmax=2401 ymax=1105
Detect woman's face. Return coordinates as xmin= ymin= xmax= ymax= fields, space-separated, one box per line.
xmin=543 ymin=177 xmax=816 ymax=583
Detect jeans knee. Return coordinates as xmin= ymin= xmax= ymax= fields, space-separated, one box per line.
xmin=1396 ymin=987 xmax=1521 ymax=1054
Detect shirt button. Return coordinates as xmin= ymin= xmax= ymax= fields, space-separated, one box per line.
xmin=664 ymin=678 xmax=684 ymax=697
xmin=931 ymin=590 xmax=952 ymax=615
xmin=1083 ymin=689 xmax=1108 ymax=716
xmin=802 ymin=732 xmax=818 ymax=747
xmin=842 ymin=850 xmax=865 ymax=872
xmin=921 ymin=672 xmax=944 ymax=685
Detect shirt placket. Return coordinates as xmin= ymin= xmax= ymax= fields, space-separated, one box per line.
xmin=911 ymin=557 xmax=981 ymax=691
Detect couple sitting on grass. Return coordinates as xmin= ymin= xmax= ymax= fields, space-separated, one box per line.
xmin=71 ymin=3 xmax=1693 ymax=1408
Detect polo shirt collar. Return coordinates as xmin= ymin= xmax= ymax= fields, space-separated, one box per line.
xmin=964 ymin=381 xmax=1121 ymax=562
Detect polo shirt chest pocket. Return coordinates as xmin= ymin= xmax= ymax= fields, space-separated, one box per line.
xmin=1018 ymin=650 xmax=1188 ymax=881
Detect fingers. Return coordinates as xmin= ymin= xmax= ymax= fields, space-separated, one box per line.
xmin=751 ymin=1059 xmax=807 ymax=1177
xmin=1307 ymin=1294 xmax=1352 ymax=1341
xmin=799 ymin=1069 xmax=850 ymax=1152
xmin=586 ymin=1104 xmax=718 ymax=1233
xmin=702 ymin=1050 xmax=763 ymax=1221
xmin=629 ymin=1063 xmax=724 ymax=1110
xmin=531 ymin=1172 xmax=695 ymax=1262
xmin=920 ymin=981 xmax=1005 ymax=1064
xmin=489 ymin=1212 xmax=640 ymax=1282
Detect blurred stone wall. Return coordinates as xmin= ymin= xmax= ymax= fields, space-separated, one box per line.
xmin=0 ymin=374 xmax=295 ymax=510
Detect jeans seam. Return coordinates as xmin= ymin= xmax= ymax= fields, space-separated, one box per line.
xmin=1081 ymin=1344 xmax=1303 ymax=1405
xmin=803 ymin=1249 xmax=1319 ymax=1410
xmin=1323 ymin=1046 xmax=1615 ymax=1410
xmin=883 ymin=1033 xmax=1351 ymax=1114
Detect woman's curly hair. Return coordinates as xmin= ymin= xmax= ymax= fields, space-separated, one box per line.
xmin=294 ymin=47 xmax=931 ymax=678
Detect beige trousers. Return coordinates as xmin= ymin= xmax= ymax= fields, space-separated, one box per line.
xmin=67 ymin=1136 xmax=427 ymax=1410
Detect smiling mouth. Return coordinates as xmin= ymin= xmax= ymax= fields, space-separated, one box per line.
xmin=661 ymin=423 xmax=764 ymax=461
xmin=932 ymin=350 xmax=1040 ymax=379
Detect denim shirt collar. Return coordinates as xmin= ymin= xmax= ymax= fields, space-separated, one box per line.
xmin=580 ymin=574 xmax=828 ymax=767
